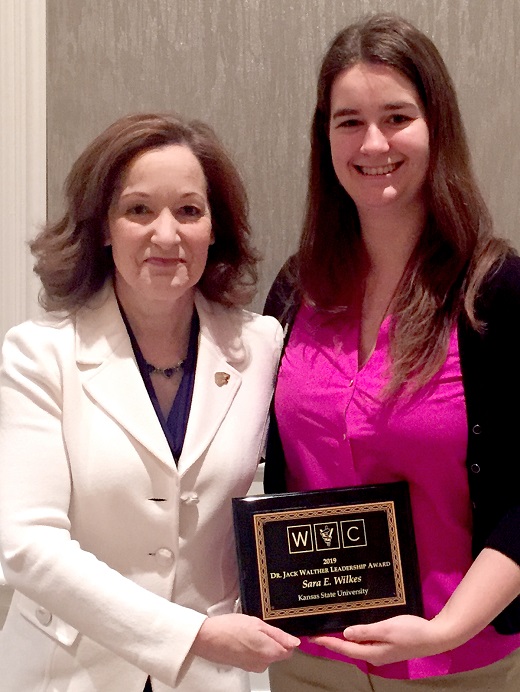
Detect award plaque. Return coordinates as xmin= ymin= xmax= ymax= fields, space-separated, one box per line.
xmin=232 ymin=482 xmax=423 ymax=636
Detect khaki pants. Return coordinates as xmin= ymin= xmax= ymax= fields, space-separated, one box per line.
xmin=269 ymin=648 xmax=520 ymax=691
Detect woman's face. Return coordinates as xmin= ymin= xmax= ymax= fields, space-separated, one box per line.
xmin=328 ymin=62 xmax=430 ymax=217
xmin=107 ymin=144 xmax=213 ymax=310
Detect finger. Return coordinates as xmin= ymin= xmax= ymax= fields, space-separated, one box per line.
xmin=343 ymin=624 xmax=383 ymax=642
xmin=310 ymin=635 xmax=385 ymax=661
xmin=260 ymin=623 xmax=300 ymax=649
xmin=249 ymin=643 xmax=296 ymax=673
xmin=308 ymin=635 xmax=352 ymax=654
xmin=247 ymin=633 xmax=299 ymax=670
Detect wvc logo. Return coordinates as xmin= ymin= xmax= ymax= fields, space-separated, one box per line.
xmin=287 ymin=519 xmax=367 ymax=554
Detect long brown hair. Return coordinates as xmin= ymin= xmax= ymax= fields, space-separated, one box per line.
xmin=298 ymin=13 xmax=511 ymax=391
xmin=31 ymin=113 xmax=259 ymax=313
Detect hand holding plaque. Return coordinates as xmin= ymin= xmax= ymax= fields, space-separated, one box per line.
xmin=233 ymin=482 xmax=423 ymax=636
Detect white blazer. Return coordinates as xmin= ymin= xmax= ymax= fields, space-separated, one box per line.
xmin=0 ymin=285 xmax=282 ymax=692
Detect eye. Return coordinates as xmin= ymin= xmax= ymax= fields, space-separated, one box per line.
xmin=388 ymin=113 xmax=414 ymax=126
xmin=178 ymin=205 xmax=204 ymax=220
xmin=336 ymin=118 xmax=363 ymax=129
xmin=126 ymin=203 xmax=151 ymax=216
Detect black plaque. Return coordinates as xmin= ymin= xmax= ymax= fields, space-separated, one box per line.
xmin=232 ymin=482 xmax=423 ymax=636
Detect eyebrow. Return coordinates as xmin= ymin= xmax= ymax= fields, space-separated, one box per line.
xmin=117 ymin=189 xmax=204 ymax=200
xmin=331 ymin=101 xmax=420 ymax=120
xmin=117 ymin=190 xmax=152 ymax=200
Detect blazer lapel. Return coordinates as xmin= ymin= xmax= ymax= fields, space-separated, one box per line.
xmin=177 ymin=294 xmax=243 ymax=475
xmin=75 ymin=286 xmax=175 ymax=469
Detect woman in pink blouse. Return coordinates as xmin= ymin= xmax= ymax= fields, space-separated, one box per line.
xmin=264 ymin=13 xmax=520 ymax=692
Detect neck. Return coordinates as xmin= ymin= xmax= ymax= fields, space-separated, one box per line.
xmin=359 ymin=200 xmax=426 ymax=282
xmin=115 ymin=285 xmax=195 ymax=367
xmin=117 ymin=286 xmax=195 ymax=340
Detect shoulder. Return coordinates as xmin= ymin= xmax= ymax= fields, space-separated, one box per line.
xmin=478 ymin=254 xmax=520 ymax=313
xmin=1 ymin=315 xmax=76 ymax=402
xmin=2 ymin=284 xmax=117 ymax=373
xmin=2 ymin=312 xmax=73 ymax=361
xmin=461 ymin=254 xmax=520 ymax=357
xmin=2 ymin=282 xmax=117 ymax=355
xmin=236 ymin=309 xmax=283 ymax=343
xmin=263 ymin=255 xmax=300 ymax=324
xmin=205 ymin=301 xmax=282 ymax=343
xmin=195 ymin=293 xmax=283 ymax=360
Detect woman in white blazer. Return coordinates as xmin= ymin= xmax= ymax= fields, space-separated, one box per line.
xmin=0 ymin=113 xmax=299 ymax=692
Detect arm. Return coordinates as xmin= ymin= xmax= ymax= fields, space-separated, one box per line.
xmin=262 ymin=256 xmax=300 ymax=494
xmin=0 ymin=322 xmax=298 ymax=683
xmin=0 ymin=322 xmax=204 ymax=683
xmin=311 ymin=547 xmax=520 ymax=665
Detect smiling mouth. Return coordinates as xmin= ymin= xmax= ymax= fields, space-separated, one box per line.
xmin=355 ymin=162 xmax=402 ymax=176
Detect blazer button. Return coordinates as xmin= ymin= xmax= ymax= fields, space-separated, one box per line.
xmin=35 ymin=606 xmax=52 ymax=626
xmin=472 ymin=424 xmax=482 ymax=435
xmin=155 ymin=548 xmax=174 ymax=566
xmin=470 ymin=464 xmax=481 ymax=474
xmin=180 ymin=492 xmax=199 ymax=505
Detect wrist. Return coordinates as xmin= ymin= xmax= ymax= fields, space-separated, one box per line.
xmin=429 ymin=611 xmax=471 ymax=652
xmin=188 ymin=616 xmax=210 ymax=658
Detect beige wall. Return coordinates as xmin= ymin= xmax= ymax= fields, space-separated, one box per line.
xmin=46 ymin=0 xmax=520 ymax=312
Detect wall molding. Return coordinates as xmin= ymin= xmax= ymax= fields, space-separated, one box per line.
xmin=0 ymin=0 xmax=45 ymax=594
xmin=0 ymin=0 xmax=46 ymax=345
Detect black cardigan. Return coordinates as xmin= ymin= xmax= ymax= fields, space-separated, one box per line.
xmin=263 ymin=255 xmax=520 ymax=634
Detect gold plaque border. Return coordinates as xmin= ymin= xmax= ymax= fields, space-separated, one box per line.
xmin=253 ymin=501 xmax=404 ymax=621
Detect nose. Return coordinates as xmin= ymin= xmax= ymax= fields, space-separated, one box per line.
xmin=151 ymin=208 xmax=180 ymax=247
xmin=360 ymin=124 xmax=390 ymax=155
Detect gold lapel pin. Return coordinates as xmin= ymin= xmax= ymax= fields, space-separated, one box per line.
xmin=215 ymin=372 xmax=230 ymax=387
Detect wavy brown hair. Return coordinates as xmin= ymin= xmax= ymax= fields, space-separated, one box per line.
xmin=31 ymin=113 xmax=259 ymax=312
xmin=298 ymin=13 xmax=512 ymax=391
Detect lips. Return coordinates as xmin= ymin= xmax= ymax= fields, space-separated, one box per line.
xmin=146 ymin=257 xmax=184 ymax=265
xmin=354 ymin=161 xmax=402 ymax=176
